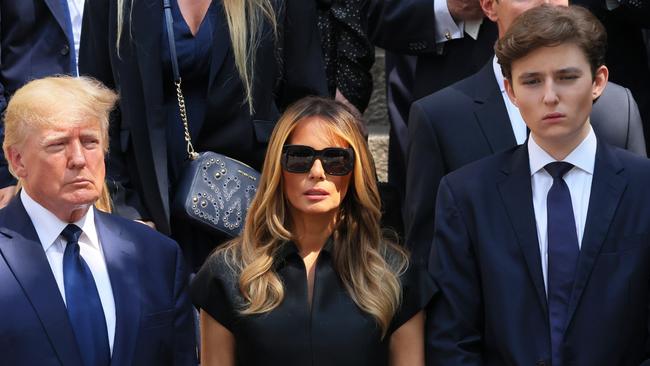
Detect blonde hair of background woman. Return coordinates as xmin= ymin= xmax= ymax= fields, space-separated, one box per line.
xmin=117 ymin=0 xmax=277 ymax=114
xmin=216 ymin=97 xmax=408 ymax=337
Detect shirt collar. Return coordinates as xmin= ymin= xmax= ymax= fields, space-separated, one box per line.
xmin=493 ymin=55 xmax=506 ymax=93
xmin=275 ymin=238 xmax=335 ymax=262
xmin=528 ymin=125 xmax=597 ymax=176
xmin=20 ymin=190 xmax=98 ymax=252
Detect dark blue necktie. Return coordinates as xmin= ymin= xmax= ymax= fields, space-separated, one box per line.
xmin=62 ymin=224 xmax=110 ymax=366
xmin=545 ymin=162 xmax=580 ymax=366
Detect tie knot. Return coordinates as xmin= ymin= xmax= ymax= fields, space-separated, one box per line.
xmin=544 ymin=162 xmax=574 ymax=179
xmin=61 ymin=224 xmax=83 ymax=244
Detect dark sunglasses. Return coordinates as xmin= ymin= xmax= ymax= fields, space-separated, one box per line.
xmin=281 ymin=145 xmax=355 ymax=176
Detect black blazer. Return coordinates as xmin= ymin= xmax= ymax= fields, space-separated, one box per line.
xmin=366 ymin=0 xmax=497 ymax=100
xmin=0 ymin=0 xmax=76 ymax=187
xmin=366 ymin=0 xmax=437 ymax=54
xmin=80 ymin=0 xmax=327 ymax=234
xmin=428 ymin=142 xmax=650 ymax=365
xmin=404 ymin=61 xmax=647 ymax=262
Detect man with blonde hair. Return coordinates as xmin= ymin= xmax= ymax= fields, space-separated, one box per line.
xmin=0 ymin=76 xmax=195 ymax=366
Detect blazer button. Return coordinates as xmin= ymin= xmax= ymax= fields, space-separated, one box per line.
xmin=60 ymin=44 xmax=70 ymax=56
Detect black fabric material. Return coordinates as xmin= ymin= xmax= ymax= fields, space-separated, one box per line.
xmin=191 ymin=241 xmax=435 ymax=365
xmin=79 ymin=0 xmax=328 ymax=238
xmin=317 ymin=0 xmax=374 ymax=112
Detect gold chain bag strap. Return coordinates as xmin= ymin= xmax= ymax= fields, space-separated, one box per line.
xmin=164 ymin=0 xmax=260 ymax=237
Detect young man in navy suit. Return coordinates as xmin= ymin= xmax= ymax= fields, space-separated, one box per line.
xmin=428 ymin=5 xmax=650 ymax=365
xmin=0 ymin=76 xmax=195 ymax=366
xmin=404 ymin=0 xmax=646 ymax=263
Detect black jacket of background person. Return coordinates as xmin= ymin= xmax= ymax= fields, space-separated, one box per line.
xmin=80 ymin=0 xmax=327 ymax=235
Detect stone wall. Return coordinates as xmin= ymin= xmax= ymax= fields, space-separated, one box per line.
xmin=363 ymin=49 xmax=389 ymax=182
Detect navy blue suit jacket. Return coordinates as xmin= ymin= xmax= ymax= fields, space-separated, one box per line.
xmin=0 ymin=0 xmax=76 ymax=188
xmin=405 ymin=61 xmax=647 ymax=263
xmin=428 ymin=141 xmax=650 ymax=365
xmin=0 ymin=198 xmax=196 ymax=366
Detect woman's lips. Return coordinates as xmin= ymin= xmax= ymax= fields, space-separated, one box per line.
xmin=304 ymin=188 xmax=329 ymax=200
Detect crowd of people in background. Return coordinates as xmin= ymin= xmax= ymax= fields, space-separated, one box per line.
xmin=1 ymin=0 xmax=650 ymax=365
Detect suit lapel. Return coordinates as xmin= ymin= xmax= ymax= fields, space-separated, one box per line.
xmin=565 ymin=142 xmax=626 ymax=328
xmin=43 ymin=0 xmax=73 ymax=41
xmin=0 ymin=198 xmax=83 ymax=366
xmin=471 ymin=61 xmax=517 ymax=153
xmin=497 ymin=146 xmax=548 ymax=315
xmin=95 ymin=212 xmax=141 ymax=366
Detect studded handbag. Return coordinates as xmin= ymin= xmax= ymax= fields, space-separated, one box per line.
xmin=164 ymin=0 xmax=260 ymax=237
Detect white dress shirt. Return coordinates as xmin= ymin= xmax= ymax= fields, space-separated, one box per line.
xmin=67 ymin=0 xmax=85 ymax=73
xmin=528 ymin=127 xmax=596 ymax=292
xmin=493 ymin=56 xmax=528 ymax=145
xmin=432 ymin=0 xmax=483 ymax=53
xmin=21 ymin=190 xmax=115 ymax=352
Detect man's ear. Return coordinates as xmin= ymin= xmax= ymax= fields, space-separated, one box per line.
xmin=6 ymin=146 xmax=27 ymax=178
xmin=591 ymin=65 xmax=608 ymax=101
xmin=480 ymin=0 xmax=498 ymax=22
xmin=504 ymin=78 xmax=518 ymax=107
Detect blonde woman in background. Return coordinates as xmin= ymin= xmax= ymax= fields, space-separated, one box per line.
xmin=191 ymin=97 xmax=435 ymax=366
xmin=80 ymin=0 xmax=327 ymax=271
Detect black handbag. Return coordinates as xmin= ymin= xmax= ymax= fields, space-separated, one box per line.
xmin=163 ymin=0 xmax=260 ymax=237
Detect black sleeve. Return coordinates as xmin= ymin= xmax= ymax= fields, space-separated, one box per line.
xmin=275 ymin=0 xmax=328 ymax=110
xmin=403 ymin=101 xmax=446 ymax=264
xmin=365 ymin=0 xmax=437 ymax=54
xmin=331 ymin=0 xmax=375 ymax=112
xmin=79 ymin=0 xmax=149 ymax=220
xmin=389 ymin=262 xmax=437 ymax=334
xmin=190 ymin=253 xmax=240 ymax=331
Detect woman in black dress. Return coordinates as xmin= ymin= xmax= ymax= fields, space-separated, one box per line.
xmin=191 ymin=97 xmax=435 ymax=365
xmin=80 ymin=0 xmax=327 ymax=270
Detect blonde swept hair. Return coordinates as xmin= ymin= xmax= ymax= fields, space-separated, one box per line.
xmin=3 ymin=75 xmax=118 ymax=212
xmin=117 ymin=0 xmax=277 ymax=114
xmin=214 ymin=96 xmax=409 ymax=337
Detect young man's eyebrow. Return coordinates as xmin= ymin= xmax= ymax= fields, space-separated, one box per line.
xmin=517 ymin=71 xmax=541 ymax=80
xmin=555 ymin=67 xmax=583 ymax=75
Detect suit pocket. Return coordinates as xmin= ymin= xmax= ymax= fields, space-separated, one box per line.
xmin=141 ymin=309 xmax=174 ymax=329
xmin=252 ymin=119 xmax=275 ymax=143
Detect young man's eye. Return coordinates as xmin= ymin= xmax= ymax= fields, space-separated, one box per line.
xmin=522 ymin=79 xmax=540 ymax=86
xmin=559 ymin=75 xmax=579 ymax=81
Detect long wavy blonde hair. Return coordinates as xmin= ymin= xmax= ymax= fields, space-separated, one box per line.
xmin=117 ymin=0 xmax=276 ymax=114
xmin=216 ymin=97 xmax=408 ymax=337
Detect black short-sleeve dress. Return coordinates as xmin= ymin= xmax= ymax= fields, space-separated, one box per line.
xmin=191 ymin=240 xmax=436 ymax=366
